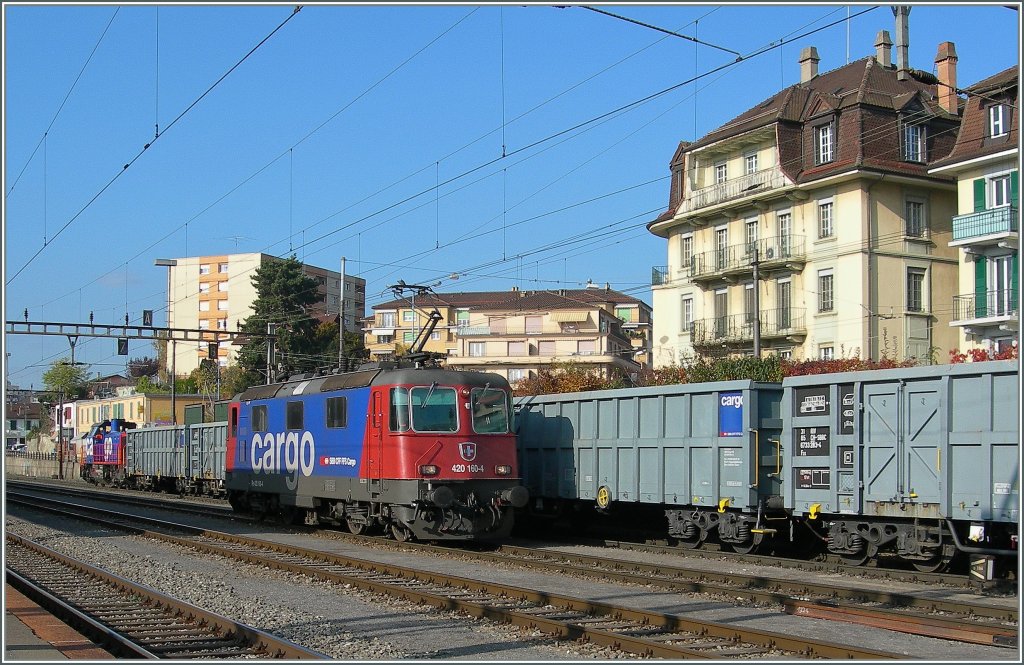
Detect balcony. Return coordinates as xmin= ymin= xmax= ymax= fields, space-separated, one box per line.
xmin=951 ymin=206 xmax=1018 ymax=246
xmin=689 ymin=236 xmax=806 ymax=285
xmin=951 ymin=289 xmax=1019 ymax=331
xmin=680 ymin=165 xmax=790 ymax=215
xmin=690 ymin=308 xmax=807 ymax=347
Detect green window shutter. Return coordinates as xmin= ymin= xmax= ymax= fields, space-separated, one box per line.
xmin=974 ymin=257 xmax=988 ymax=317
xmin=973 ymin=178 xmax=987 ymax=212
xmin=1011 ymin=170 xmax=1019 ymax=208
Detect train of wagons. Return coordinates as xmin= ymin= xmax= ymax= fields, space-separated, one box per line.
xmin=77 ymin=357 xmax=1018 ymax=571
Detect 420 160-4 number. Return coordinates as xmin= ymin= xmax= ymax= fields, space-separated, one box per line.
xmin=451 ymin=464 xmax=485 ymax=473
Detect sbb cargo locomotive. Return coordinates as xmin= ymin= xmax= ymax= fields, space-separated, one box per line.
xmin=516 ymin=360 xmax=1019 ymax=572
xmin=225 ymin=364 xmax=528 ymax=540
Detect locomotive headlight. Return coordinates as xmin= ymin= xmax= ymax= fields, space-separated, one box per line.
xmin=495 ymin=465 xmax=512 ymax=476
xmin=419 ymin=464 xmax=439 ymax=476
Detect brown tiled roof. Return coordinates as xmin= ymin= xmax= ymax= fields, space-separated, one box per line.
xmin=930 ymin=66 xmax=1018 ymax=169
xmin=373 ymin=288 xmax=649 ymax=312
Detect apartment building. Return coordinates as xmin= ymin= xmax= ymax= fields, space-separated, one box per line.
xmin=648 ymin=28 xmax=964 ymax=367
xmin=364 ymin=286 xmax=651 ymax=384
xmin=74 ymin=386 xmax=206 ymax=429
xmin=158 ymin=253 xmax=366 ymax=376
xmin=929 ymin=66 xmax=1019 ymax=355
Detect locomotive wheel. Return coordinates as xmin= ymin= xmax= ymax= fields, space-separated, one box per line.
xmin=391 ymin=523 xmax=414 ymax=543
xmin=347 ymin=518 xmax=368 ymax=536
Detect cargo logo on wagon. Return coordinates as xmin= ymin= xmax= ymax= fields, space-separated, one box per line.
xmin=718 ymin=391 xmax=744 ymax=437
xmin=250 ymin=431 xmax=316 ymax=490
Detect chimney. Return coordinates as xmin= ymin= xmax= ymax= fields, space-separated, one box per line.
xmin=935 ymin=41 xmax=958 ymax=114
xmin=799 ymin=46 xmax=820 ymax=83
xmin=893 ymin=6 xmax=911 ymax=81
xmin=875 ymin=30 xmax=893 ymax=68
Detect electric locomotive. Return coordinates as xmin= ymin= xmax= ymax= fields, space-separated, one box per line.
xmin=225 ymin=314 xmax=528 ymax=541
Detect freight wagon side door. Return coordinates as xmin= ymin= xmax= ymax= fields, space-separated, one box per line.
xmin=900 ymin=380 xmax=943 ymax=510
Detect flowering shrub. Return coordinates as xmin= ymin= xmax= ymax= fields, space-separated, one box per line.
xmin=949 ymin=344 xmax=1018 ymax=363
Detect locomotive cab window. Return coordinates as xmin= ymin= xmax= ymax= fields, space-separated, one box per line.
xmin=411 ymin=384 xmax=458 ymax=432
xmin=252 ymin=405 xmax=268 ymax=432
xmin=326 ymin=396 xmax=347 ymax=428
xmin=390 ymin=388 xmax=411 ymax=432
xmin=286 ymin=401 xmax=304 ymax=430
xmin=471 ymin=387 xmax=511 ymax=434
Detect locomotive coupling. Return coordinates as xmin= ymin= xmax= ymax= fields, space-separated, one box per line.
xmin=500 ymin=486 xmax=529 ymax=508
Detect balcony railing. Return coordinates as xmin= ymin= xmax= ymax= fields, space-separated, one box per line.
xmin=952 ymin=206 xmax=1018 ymax=241
xmin=690 ymin=235 xmax=806 ymax=281
xmin=680 ymin=165 xmax=789 ymax=214
xmin=652 ymin=266 xmax=669 ymax=286
xmin=690 ymin=308 xmax=806 ymax=346
xmin=952 ymin=289 xmax=1019 ymax=322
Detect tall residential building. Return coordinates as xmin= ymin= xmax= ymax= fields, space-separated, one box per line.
xmin=648 ymin=29 xmax=966 ymax=367
xmin=364 ymin=286 xmax=651 ymax=385
xmin=159 ymin=253 xmax=366 ymax=376
xmin=929 ymin=66 xmax=1019 ymax=356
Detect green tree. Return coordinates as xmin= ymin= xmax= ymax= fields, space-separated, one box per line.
xmin=235 ymin=255 xmax=322 ymax=384
xmin=42 ymin=358 xmax=89 ymax=399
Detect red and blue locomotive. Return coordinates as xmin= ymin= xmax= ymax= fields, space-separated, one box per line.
xmin=77 ymin=418 xmax=138 ymax=485
xmin=224 ymin=360 xmax=529 ymax=541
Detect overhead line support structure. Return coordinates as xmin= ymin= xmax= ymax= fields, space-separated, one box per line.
xmin=5 ymin=320 xmax=272 ymax=345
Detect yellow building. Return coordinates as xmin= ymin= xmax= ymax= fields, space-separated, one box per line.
xmin=649 ymin=30 xmax=964 ymax=366
xmin=364 ymin=287 xmax=651 ymax=385
xmin=929 ymin=66 xmax=1019 ymax=356
xmin=74 ymin=387 xmax=207 ymax=429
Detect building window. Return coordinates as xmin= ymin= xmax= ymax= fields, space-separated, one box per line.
xmin=817 ymin=200 xmax=833 ymax=239
xmin=745 ymin=219 xmax=758 ymax=255
xmin=469 ymin=342 xmax=486 ymax=357
xmin=507 ymin=368 xmax=526 ymax=383
xmin=199 ymin=264 xmax=210 ymax=275
xmin=538 ymin=340 xmax=557 ymax=355
xmin=819 ymin=346 xmax=834 ymax=360
xmin=715 ymin=162 xmax=728 ymax=184
xmin=403 ymin=331 xmax=415 ymax=343
xmin=614 ymin=307 xmax=633 ymax=322
xmin=902 ymin=122 xmax=926 ymax=162
xmin=815 ymin=123 xmax=834 ymax=164
xmin=525 ymin=316 xmax=543 ymax=334
xmin=680 ymin=234 xmax=693 ymax=271
xmin=376 ymin=335 xmax=393 ymax=344
xmin=906 ymin=268 xmax=926 ymax=312
xmin=199 ymin=282 xmax=210 ymax=294
xmin=218 ymin=263 xmax=228 ymax=273
xmin=402 ymin=310 xmax=415 ymax=323
xmin=198 ymin=320 xmax=209 ymax=330
xmin=715 ymin=227 xmax=729 ymax=270
xmin=431 ymin=332 xmax=441 ymax=341
xmin=456 ymin=310 xmax=470 ymax=328
xmin=508 ymin=341 xmax=527 ymax=356
xmin=991 ymin=174 xmax=1012 ymax=208
xmin=216 ymin=319 xmax=228 ymax=330
xmin=777 ymin=211 xmax=792 ymax=256
xmin=577 ymin=339 xmax=596 ymax=355
xmin=380 ymin=312 xmax=396 ymax=327
xmin=217 ymin=300 xmax=229 ymax=311
xmin=779 ymin=348 xmax=793 ymax=360
xmin=818 ymin=270 xmax=834 ymax=312
xmin=745 ymin=153 xmax=758 ymax=175
xmin=217 ymin=281 xmax=229 ymax=292
xmin=989 ymin=104 xmax=1007 ymax=137
xmin=744 ymin=283 xmax=755 ymax=323
xmin=905 ymin=199 xmax=926 ymax=237
xmin=199 ymin=301 xmax=210 ymax=312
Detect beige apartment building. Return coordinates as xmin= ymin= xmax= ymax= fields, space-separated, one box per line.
xmin=364 ymin=286 xmax=651 ymax=384
xmin=158 ymin=253 xmax=365 ymax=376
xmin=74 ymin=386 xmax=206 ymax=429
xmin=929 ymin=67 xmax=1019 ymax=356
xmin=648 ymin=29 xmax=965 ymax=367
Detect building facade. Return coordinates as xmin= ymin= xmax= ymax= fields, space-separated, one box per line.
xmin=159 ymin=253 xmax=366 ymax=376
xmin=929 ymin=66 xmax=1019 ymax=356
xmin=364 ymin=287 xmax=651 ymax=384
xmin=74 ymin=386 xmax=207 ymax=430
xmin=649 ymin=30 xmax=965 ymax=367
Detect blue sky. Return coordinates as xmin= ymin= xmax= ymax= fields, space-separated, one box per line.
xmin=4 ymin=2 xmax=1020 ymax=390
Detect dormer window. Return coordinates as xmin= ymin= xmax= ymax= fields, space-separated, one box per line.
xmin=902 ymin=122 xmax=926 ymax=162
xmin=815 ymin=122 xmax=834 ymax=164
xmin=989 ymin=104 xmax=1007 ymax=138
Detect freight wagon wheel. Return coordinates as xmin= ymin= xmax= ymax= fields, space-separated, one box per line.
xmin=839 ymin=552 xmax=871 ymax=567
xmin=674 ymin=530 xmax=705 ymax=550
xmin=729 ymin=533 xmax=764 ymax=555
xmin=346 ymin=518 xmax=369 ymax=536
xmin=910 ymin=544 xmax=956 ymax=573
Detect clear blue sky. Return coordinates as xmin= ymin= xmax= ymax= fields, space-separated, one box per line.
xmin=4 ymin=2 xmax=1020 ymax=390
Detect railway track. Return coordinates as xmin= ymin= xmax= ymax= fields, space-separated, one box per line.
xmin=8 ymin=480 xmax=1018 ymax=649
xmin=6 ymin=492 xmax=909 ymax=659
xmin=4 ymin=534 xmax=327 ymax=659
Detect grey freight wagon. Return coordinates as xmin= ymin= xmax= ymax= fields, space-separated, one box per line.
xmin=515 ymin=380 xmax=784 ymax=553
xmin=126 ymin=422 xmax=228 ymax=495
xmin=782 ymin=359 xmax=1019 ymax=571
